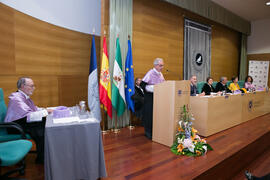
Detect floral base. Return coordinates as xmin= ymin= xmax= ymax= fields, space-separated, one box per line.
xmin=171 ymin=137 xmax=213 ymax=156
xmin=171 ymin=105 xmax=213 ymax=156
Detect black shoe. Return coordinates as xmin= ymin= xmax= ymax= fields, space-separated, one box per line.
xmin=145 ymin=133 xmax=152 ymax=140
xmin=245 ymin=171 xmax=253 ymax=180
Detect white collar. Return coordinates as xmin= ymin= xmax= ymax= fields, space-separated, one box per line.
xmin=19 ymin=90 xmax=30 ymax=99
xmin=153 ymin=68 xmax=161 ymax=75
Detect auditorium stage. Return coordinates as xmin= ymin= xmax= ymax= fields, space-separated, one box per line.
xmin=102 ymin=113 xmax=270 ymax=180
xmin=2 ymin=113 xmax=270 ymax=180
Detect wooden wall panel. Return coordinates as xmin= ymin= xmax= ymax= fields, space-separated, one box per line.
xmin=132 ymin=0 xmax=240 ymax=82
xmin=0 ymin=76 xmax=19 ymax=103
xmin=0 ymin=4 xmax=15 ymax=75
xmin=14 ymin=12 xmax=61 ymax=75
xmin=58 ymin=76 xmax=88 ymax=107
xmin=0 ymin=3 xmax=100 ymax=107
xmin=101 ymin=0 xmax=110 ymax=48
xmin=133 ymin=0 xmax=183 ymax=80
xmin=211 ymin=25 xmax=240 ymax=81
xmin=247 ymin=53 xmax=270 ymax=87
xmin=30 ymin=76 xmax=59 ymax=107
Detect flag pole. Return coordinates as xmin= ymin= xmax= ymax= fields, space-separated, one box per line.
xmin=101 ymin=30 xmax=109 ymax=135
xmin=101 ymin=104 xmax=109 ymax=134
xmin=114 ymin=112 xmax=120 ymax=133
xmin=128 ymin=110 xmax=135 ymax=130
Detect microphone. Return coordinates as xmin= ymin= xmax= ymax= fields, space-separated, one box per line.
xmin=165 ymin=69 xmax=181 ymax=80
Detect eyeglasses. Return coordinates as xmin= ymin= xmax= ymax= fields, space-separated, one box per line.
xmin=158 ymin=64 xmax=164 ymax=67
xmin=24 ymin=84 xmax=35 ymax=88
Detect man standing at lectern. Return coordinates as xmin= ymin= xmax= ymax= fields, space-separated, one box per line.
xmin=140 ymin=58 xmax=165 ymax=139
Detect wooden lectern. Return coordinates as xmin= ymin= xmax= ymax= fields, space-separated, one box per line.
xmin=152 ymin=80 xmax=190 ymax=147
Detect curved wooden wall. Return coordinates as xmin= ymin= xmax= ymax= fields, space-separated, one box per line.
xmin=0 ymin=3 xmax=100 ymax=107
xmin=1 ymin=0 xmax=241 ymax=107
xmin=132 ymin=0 xmax=240 ymax=82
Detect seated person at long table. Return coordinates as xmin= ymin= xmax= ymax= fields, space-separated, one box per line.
xmin=4 ymin=77 xmax=53 ymax=164
xmin=245 ymin=75 xmax=256 ymax=91
xmin=228 ymin=76 xmax=240 ymax=93
xmin=190 ymin=75 xmax=205 ymax=96
xmin=215 ymin=76 xmax=231 ymax=93
xmin=201 ymin=77 xmax=215 ymax=95
xmin=190 ymin=75 xmax=198 ymax=96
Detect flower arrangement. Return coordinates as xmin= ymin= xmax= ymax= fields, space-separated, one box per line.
xmin=171 ymin=105 xmax=213 ymax=156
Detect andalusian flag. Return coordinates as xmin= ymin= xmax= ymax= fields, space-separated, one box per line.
xmin=112 ymin=37 xmax=126 ymax=116
xmin=124 ymin=39 xmax=135 ymax=112
xmin=99 ymin=37 xmax=112 ymax=118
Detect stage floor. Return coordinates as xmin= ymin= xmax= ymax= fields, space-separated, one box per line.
xmin=2 ymin=113 xmax=270 ymax=180
xmin=102 ymin=113 xmax=270 ymax=180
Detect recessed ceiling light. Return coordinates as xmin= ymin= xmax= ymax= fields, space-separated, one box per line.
xmin=266 ymin=1 xmax=270 ymax=6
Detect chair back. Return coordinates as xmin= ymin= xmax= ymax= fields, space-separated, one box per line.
xmin=0 ymin=88 xmax=7 ymax=135
xmin=226 ymin=81 xmax=232 ymax=87
xmin=197 ymin=81 xmax=206 ymax=94
xmin=238 ymin=80 xmax=245 ymax=89
xmin=212 ymin=81 xmax=217 ymax=89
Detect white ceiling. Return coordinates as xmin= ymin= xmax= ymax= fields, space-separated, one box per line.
xmin=211 ymin=0 xmax=270 ymax=22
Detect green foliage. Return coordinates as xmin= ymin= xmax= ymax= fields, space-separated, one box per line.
xmin=170 ymin=105 xmax=213 ymax=156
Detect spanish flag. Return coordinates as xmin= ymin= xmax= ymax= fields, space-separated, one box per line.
xmin=99 ymin=37 xmax=112 ymax=118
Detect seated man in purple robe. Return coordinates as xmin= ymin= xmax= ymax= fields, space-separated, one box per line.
xmin=5 ymin=77 xmax=53 ymax=163
xmin=140 ymin=58 xmax=165 ymax=139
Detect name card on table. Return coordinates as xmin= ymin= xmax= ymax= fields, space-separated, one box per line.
xmin=53 ymin=117 xmax=98 ymax=124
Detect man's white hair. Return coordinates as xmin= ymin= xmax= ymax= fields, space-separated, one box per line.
xmin=153 ymin=58 xmax=163 ymax=65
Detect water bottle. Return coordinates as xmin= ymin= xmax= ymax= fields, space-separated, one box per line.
xmin=222 ymin=90 xmax=225 ymax=96
xmin=79 ymin=101 xmax=86 ymax=114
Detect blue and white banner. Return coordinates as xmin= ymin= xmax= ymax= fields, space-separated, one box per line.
xmin=88 ymin=36 xmax=101 ymax=121
xmin=248 ymin=60 xmax=269 ymax=89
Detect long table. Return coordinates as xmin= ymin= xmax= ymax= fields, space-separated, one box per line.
xmin=44 ymin=116 xmax=107 ymax=180
xmin=190 ymin=91 xmax=270 ymax=137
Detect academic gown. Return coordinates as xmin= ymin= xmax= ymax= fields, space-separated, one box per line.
xmin=141 ymin=68 xmax=165 ymax=139
xmin=201 ymin=83 xmax=215 ymax=95
xmin=4 ymin=91 xmax=46 ymax=163
xmin=215 ymin=82 xmax=231 ymax=93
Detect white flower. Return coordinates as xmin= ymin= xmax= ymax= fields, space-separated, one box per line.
xmin=178 ymin=121 xmax=183 ymax=127
xmin=184 ymin=122 xmax=188 ymax=127
xmin=195 ymin=135 xmax=201 ymax=140
xmin=183 ymin=138 xmax=195 ymax=153
xmin=203 ymin=145 xmax=207 ymax=153
xmin=188 ymin=144 xmax=195 ymax=153
xmin=178 ymin=137 xmax=183 ymax=144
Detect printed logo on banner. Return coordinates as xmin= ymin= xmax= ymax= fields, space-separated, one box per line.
xmin=195 ymin=53 xmax=203 ymax=66
xmin=248 ymin=60 xmax=269 ymax=89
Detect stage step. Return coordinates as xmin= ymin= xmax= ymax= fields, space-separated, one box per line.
xmin=194 ymin=114 xmax=270 ymax=180
xmin=232 ymin=148 xmax=270 ymax=180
